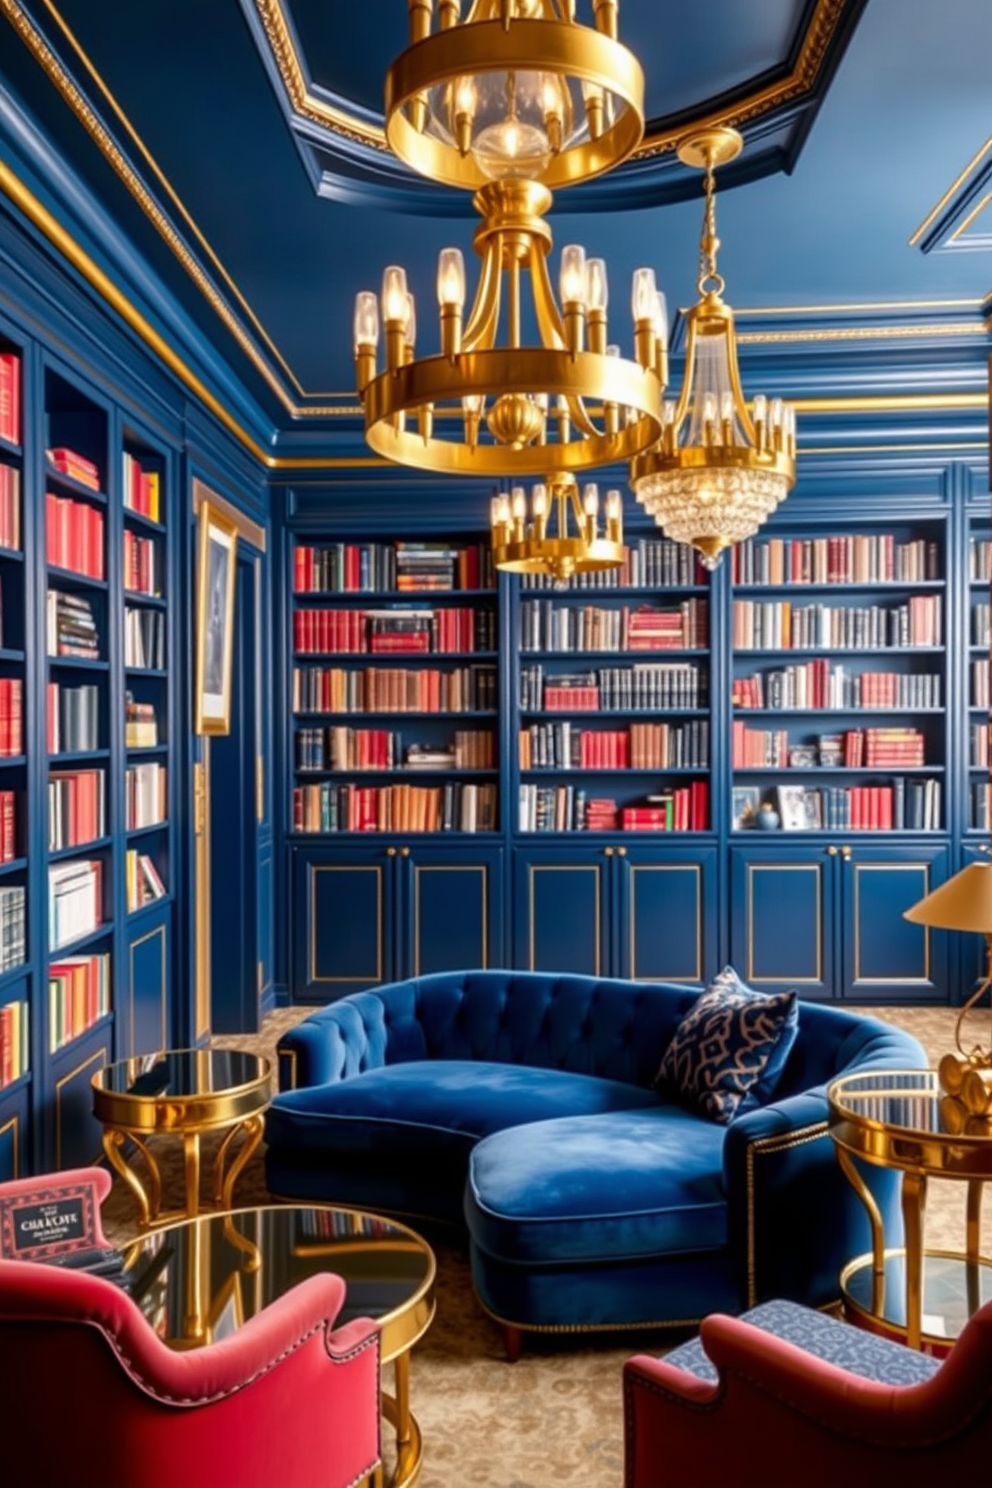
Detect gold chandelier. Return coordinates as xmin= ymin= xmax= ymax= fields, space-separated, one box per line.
xmin=629 ymin=127 xmax=797 ymax=569
xmin=491 ymin=475 xmax=624 ymax=580
xmin=353 ymin=1 xmax=666 ymax=488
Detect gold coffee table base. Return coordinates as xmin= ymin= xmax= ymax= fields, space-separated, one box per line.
xmin=101 ymin=1114 xmax=265 ymax=1229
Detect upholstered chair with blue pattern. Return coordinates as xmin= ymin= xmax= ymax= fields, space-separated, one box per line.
xmin=624 ymin=1297 xmax=992 ymax=1487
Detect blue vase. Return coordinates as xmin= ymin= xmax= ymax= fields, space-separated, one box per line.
xmin=756 ymin=803 xmax=781 ymax=830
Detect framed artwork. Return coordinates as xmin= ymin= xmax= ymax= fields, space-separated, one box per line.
xmin=732 ymin=785 xmax=760 ymax=830
xmin=777 ymin=783 xmax=808 ymax=832
xmin=194 ymin=500 xmax=238 ymax=735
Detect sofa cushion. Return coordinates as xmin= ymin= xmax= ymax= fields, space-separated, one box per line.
xmin=655 ymin=967 xmax=798 ymax=1124
xmin=466 ymin=1107 xmax=728 ymax=1265
xmin=265 ymin=1060 xmax=661 ymax=1165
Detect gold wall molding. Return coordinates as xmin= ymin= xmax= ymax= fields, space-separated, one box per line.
xmin=192 ymin=478 xmax=266 ymax=551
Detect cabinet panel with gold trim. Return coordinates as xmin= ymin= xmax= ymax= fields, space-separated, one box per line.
xmin=616 ymin=846 xmax=719 ymax=984
xmin=730 ymin=846 xmax=835 ymax=998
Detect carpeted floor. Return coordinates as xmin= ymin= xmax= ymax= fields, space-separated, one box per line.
xmin=97 ymin=1005 xmax=978 ymax=1488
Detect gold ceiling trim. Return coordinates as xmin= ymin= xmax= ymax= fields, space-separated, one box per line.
xmin=948 ymin=191 xmax=992 ymax=243
xmin=252 ymin=0 xmax=853 ymax=164
xmin=910 ymin=132 xmax=992 ymax=247
xmin=738 ymin=322 xmax=986 ymax=345
xmin=736 ymin=297 xmax=980 ymax=315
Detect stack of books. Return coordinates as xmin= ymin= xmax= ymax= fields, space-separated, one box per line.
xmin=47 ymin=446 xmax=100 ymax=490
xmin=48 ymin=950 xmax=110 ymax=1047
xmin=122 ymin=452 xmax=160 ymax=519
xmin=125 ymin=849 xmax=167 ymax=911
xmin=125 ymin=695 xmax=158 ymax=748
xmin=48 ymin=859 xmax=103 ymax=950
xmin=46 ymin=590 xmax=100 ymax=660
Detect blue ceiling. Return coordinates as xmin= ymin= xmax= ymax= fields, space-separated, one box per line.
xmin=0 ymin=0 xmax=989 ymax=431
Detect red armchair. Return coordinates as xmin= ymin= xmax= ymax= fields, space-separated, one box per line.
xmin=0 ymin=1170 xmax=381 ymax=1488
xmin=624 ymin=1298 xmax=992 ymax=1488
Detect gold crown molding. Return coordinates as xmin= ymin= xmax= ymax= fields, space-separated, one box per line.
xmin=800 ymin=440 xmax=989 ymax=456
xmin=910 ymin=132 xmax=992 ymax=247
xmin=794 ymin=392 xmax=987 ymax=414
xmin=949 ymin=191 xmax=992 ymax=243
xmin=738 ymin=322 xmax=987 ymax=345
xmin=735 ymin=297 xmax=981 ymax=316
xmin=251 ymin=0 xmax=851 ymax=168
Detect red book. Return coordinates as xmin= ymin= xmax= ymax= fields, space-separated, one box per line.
xmin=0 ymin=353 xmax=19 ymax=445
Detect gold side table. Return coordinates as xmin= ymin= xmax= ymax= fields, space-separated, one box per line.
xmin=121 ymin=1204 xmax=436 ymax=1488
xmin=828 ymin=1068 xmax=992 ymax=1351
xmin=92 ymin=1049 xmax=271 ymax=1228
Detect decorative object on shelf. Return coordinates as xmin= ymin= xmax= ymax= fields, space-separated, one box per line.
xmin=904 ymin=860 xmax=992 ymax=1112
xmin=194 ymin=498 xmax=237 ymax=736
xmin=630 ymin=127 xmax=796 ymax=569
xmin=754 ymin=800 xmax=781 ymax=831
xmin=490 ymin=475 xmax=624 ymax=581
xmin=353 ymin=1 xmax=666 ymax=480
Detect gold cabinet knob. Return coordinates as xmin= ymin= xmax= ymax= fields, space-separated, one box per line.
xmin=826 ymin=845 xmax=838 ymax=856
xmin=617 ymin=845 xmax=627 ymax=856
xmin=386 ymin=847 xmax=397 ymax=857
xmin=604 ymin=846 xmax=614 ymax=857
xmin=400 ymin=846 xmax=410 ymax=857
xmin=841 ymin=845 xmax=852 ymax=861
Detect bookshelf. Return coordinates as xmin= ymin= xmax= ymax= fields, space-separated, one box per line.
xmin=967 ymin=522 xmax=989 ymax=836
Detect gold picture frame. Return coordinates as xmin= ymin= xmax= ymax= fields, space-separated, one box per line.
xmin=194 ymin=500 xmax=238 ymax=735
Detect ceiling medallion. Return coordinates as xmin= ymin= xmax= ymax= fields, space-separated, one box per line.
xmin=629 ymin=126 xmax=797 ymax=568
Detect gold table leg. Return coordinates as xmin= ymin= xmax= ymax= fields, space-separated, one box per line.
xmin=101 ymin=1128 xmax=162 ymax=1228
xmin=966 ymin=1178 xmax=983 ymax=1317
xmin=213 ymin=1114 xmax=265 ymax=1209
xmin=183 ymin=1129 xmax=202 ymax=1219
xmin=836 ymin=1148 xmax=886 ymax=1315
xmin=381 ymin=1350 xmax=423 ymax=1488
xmin=901 ymin=1169 xmax=928 ymax=1350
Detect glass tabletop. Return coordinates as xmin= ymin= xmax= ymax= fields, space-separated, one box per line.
xmin=828 ymin=1069 xmax=945 ymax=1136
xmin=121 ymin=1204 xmax=435 ymax=1358
xmin=95 ymin=1049 xmax=269 ymax=1101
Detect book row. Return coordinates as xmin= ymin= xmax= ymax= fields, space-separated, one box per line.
xmin=123 ymin=530 xmax=161 ymax=597
xmin=521 ymin=539 xmax=706 ymax=590
xmin=974 ymin=659 xmax=990 ymax=710
xmin=519 ymin=662 xmax=705 ymax=713
xmin=47 ymin=682 xmax=98 ymax=754
xmin=48 ymin=858 xmax=102 ymax=950
xmin=732 ymin=596 xmax=942 ymax=651
xmin=48 ymin=447 xmax=100 ymax=490
xmin=47 ymin=589 xmax=99 ymax=660
xmin=519 ymin=720 xmax=709 ymax=771
xmin=0 ymin=463 xmax=20 ymax=551
xmin=731 ymin=533 xmax=940 ymax=587
xmin=732 ymin=664 xmax=941 ymax=712
xmin=732 ymin=723 xmax=927 ymax=770
xmin=48 ymin=768 xmax=105 ymax=850
xmin=0 ymin=998 xmax=27 ymax=1090
xmin=972 ymin=783 xmax=992 ymax=831
xmin=971 ymin=722 xmax=990 ymax=768
xmin=295 ymin=727 xmax=495 ymax=772
xmin=520 ymin=599 xmax=708 ymax=654
xmin=124 ymin=606 xmax=165 ymax=670
xmin=293 ymin=606 xmax=496 ymax=655
xmin=292 ymin=781 xmax=498 ymax=833
xmin=122 ymin=452 xmax=161 ymax=521
xmin=294 ymin=541 xmax=494 ymax=595
xmin=292 ymin=663 xmax=497 ymax=715
xmin=125 ymin=849 xmax=167 ymax=912
xmin=0 ymin=791 xmax=15 ymax=863
xmin=0 ymin=352 xmax=20 ymax=445
xmin=125 ymin=761 xmax=167 ymax=829
xmin=48 ymin=951 xmax=110 ymax=1054
xmin=45 ymin=492 xmax=105 ymax=579
xmin=518 ymin=781 xmax=710 ymax=833
xmin=969 ymin=538 xmax=991 ymax=582
xmin=973 ymin=604 xmax=989 ymax=646
xmin=745 ymin=778 xmax=942 ymax=832
xmin=0 ymin=886 xmax=25 ymax=974
xmin=0 ymin=679 xmax=23 ymax=757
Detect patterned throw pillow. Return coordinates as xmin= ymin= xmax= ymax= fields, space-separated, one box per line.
xmin=655 ymin=966 xmax=799 ymax=1125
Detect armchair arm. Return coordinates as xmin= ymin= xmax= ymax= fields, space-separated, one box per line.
xmin=278 ymin=997 xmax=392 ymax=1090
xmin=721 ymin=1090 xmax=902 ymax=1308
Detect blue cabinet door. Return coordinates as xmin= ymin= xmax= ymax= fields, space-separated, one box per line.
xmin=513 ymin=847 xmax=611 ymax=976
xmin=48 ymin=1023 xmax=114 ymax=1171
xmin=839 ymin=844 xmax=950 ymax=1001
xmin=615 ymin=844 xmax=718 ymax=984
xmin=730 ymin=845 xmax=835 ymax=999
xmin=400 ymin=845 xmax=504 ymax=977
xmin=0 ymin=1082 xmax=29 ymax=1181
xmin=122 ymin=906 xmax=170 ymax=1058
xmin=291 ymin=846 xmax=395 ymax=1001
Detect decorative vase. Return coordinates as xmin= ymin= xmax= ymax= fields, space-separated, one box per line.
xmin=755 ymin=802 xmax=781 ymax=830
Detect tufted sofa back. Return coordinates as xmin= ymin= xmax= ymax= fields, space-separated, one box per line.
xmin=278 ymin=970 xmax=923 ymax=1096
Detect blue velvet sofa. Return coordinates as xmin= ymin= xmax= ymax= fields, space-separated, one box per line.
xmin=265 ymin=970 xmax=926 ymax=1344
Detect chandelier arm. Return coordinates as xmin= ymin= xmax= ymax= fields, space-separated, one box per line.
xmin=669 ymin=311 xmax=698 ymax=432
xmin=462 ymin=244 xmax=503 ymax=352
xmin=529 ymin=247 xmax=568 ymax=351
xmin=720 ymin=313 xmax=759 ymax=444
xmin=565 ymin=392 xmax=600 ymax=439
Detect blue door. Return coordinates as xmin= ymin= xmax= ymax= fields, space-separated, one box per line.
xmin=616 ymin=844 xmax=718 ymax=984
xmin=401 ymin=844 xmax=504 ymax=976
xmin=839 ymin=844 xmax=950 ymax=1001
xmin=513 ymin=847 xmax=610 ymax=976
xmin=291 ymin=845 xmax=394 ymax=1000
xmin=730 ymin=844 xmax=835 ymax=999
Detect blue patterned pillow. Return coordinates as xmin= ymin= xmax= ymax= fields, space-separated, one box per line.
xmin=655 ymin=967 xmax=799 ymax=1124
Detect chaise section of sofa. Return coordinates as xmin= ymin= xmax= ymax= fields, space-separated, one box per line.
xmin=264 ymin=970 xmax=927 ymax=1341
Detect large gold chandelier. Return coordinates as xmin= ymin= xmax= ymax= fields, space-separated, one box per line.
xmin=353 ymin=1 xmax=666 ymax=484
xmin=629 ymin=127 xmax=797 ymax=569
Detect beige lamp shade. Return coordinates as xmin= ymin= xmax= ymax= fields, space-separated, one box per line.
xmin=903 ymin=861 xmax=992 ymax=933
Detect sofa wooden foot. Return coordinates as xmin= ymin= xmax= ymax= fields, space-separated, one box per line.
xmin=504 ymin=1325 xmax=522 ymax=1362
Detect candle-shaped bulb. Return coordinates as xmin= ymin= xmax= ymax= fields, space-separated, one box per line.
xmin=605 ymin=489 xmax=622 ymax=521
xmin=583 ymin=483 xmax=599 ymax=516
xmin=404 ymin=292 xmax=417 ymax=348
xmin=586 ymin=258 xmax=608 ymax=313
xmin=353 ymin=291 xmax=379 ymax=349
xmin=560 ymin=245 xmax=588 ymax=308
xmin=382 ymin=265 xmax=410 ymax=326
xmin=662 ymin=400 xmax=677 ymax=426
xmin=720 ymin=389 xmax=734 ymax=426
xmin=701 ymin=392 xmax=717 ymax=427
xmin=752 ymin=393 xmax=767 ymax=425
xmin=511 ymin=487 xmax=527 ymax=521
xmin=532 ymin=482 xmax=548 ymax=518
xmin=769 ymin=397 xmax=783 ymax=426
xmin=631 ymin=267 xmax=657 ymax=322
xmin=437 ymin=248 xmax=466 ymax=308
xmin=454 ymin=75 xmax=477 ymax=119
xmin=653 ymin=290 xmax=669 ymax=350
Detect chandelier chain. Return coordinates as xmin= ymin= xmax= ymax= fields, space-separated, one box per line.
xmin=697 ymin=163 xmax=725 ymax=299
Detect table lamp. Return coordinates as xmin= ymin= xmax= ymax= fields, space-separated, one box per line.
xmin=904 ymin=860 xmax=992 ymax=1114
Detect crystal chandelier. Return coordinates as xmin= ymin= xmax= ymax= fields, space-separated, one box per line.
xmin=353 ymin=1 xmax=667 ymax=489
xmin=491 ymin=476 xmax=624 ymax=581
xmin=630 ymin=127 xmax=797 ymax=569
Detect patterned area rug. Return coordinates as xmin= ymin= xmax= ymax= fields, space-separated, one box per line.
xmin=97 ymin=1006 xmax=971 ymax=1488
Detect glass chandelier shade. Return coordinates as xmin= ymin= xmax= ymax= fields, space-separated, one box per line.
xmin=353 ymin=1 xmax=667 ymax=489
xmin=490 ymin=475 xmax=624 ymax=581
xmin=630 ymin=127 xmax=797 ymax=569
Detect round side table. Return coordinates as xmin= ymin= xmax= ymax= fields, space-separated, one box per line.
xmin=92 ymin=1048 xmax=271 ymax=1227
